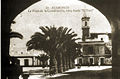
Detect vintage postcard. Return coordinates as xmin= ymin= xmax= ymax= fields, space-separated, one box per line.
xmin=1 ymin=0 xmax=120 ymax=79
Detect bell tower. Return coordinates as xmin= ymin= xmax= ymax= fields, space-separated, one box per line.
xmin=81 ymin=16 xmax=90 ymax=41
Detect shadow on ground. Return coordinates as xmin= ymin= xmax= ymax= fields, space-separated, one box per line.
xmin=47 ymin=68 xmax=112 ymax=79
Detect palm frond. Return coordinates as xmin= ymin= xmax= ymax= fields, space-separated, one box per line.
xmin=39 ymin=26 xmax=48 ymax=34
xmin=10 ymin=32 xmax=23 ymax=39
xmin=66 ymin=28 xmax=72 ymax=34
xmin=26 ymin=26 xmax=81 ymax=60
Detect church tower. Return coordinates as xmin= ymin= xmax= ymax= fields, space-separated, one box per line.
xmin=81 ymin=16 xmax=90 ymax=41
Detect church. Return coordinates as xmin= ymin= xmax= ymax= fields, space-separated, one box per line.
xmin=75 ymin=15 xmax=112 ymax=66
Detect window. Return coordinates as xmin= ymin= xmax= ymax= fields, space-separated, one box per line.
xmin=85 ymin=21 xmax=87 ymax=26
xmin=88 ymin=46 xmax=94 ymax=54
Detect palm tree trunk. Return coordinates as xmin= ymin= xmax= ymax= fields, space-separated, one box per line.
xmin=67 ymin=56 xmax=70 ymax=69
xmin=58 ymin=52 xmax=63 ymax=73
xmin=68 ymin=56 xmax=73 ymax=69
xmin=72 ymin=59 xmax=75 ymax=68
xmin=56 ymin=52 xmax=63 ymax=73
xmin=68 ymin=55 xmax=70 ymax=69
xmin=54 ymin=57 xmax=58 ymax=74
xmin=50 ymin=54 xmax=58 ymax=74
xmin=65 ymin=56 xmax=69 ymax=70
xmin=62 ymin=55 xmax=66 ymax=72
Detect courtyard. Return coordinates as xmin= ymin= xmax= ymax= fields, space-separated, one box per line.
xmin=20 ymin=66 xmax=112 ymax=79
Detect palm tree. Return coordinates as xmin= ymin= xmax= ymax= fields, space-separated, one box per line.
xmin=9 ymin=29 xmax=23 ymax=39
xmin=26 ymin=26 xmax=59 ymax=73
xmin=9 ymin=29 xmax=23 ymax=64
xmin=26 ymin=26 xmax=81 ymax=73
xmin=7 ymin=29 xmax=23 ymax=79
xmin=37 ymin=54 xmax=49 ymax=68
xmin=54 ymin=27 xmax=81 ymax=72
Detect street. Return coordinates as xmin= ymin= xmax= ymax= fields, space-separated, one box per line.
xmin=20 ymin=66 xmax=112 ymax=79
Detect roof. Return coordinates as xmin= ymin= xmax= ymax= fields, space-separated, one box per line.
xmin=78 ymin=41 xmax=105 ymax=45
xmin=90 ymin=33 xmax=111 ymax=35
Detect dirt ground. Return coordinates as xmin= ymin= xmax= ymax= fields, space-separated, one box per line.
xmin=47 ymin=68 xmax=112 ymax=79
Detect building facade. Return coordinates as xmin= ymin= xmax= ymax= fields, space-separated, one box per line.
xmin=75 ymin=41 xmax=112 ymax=66
xmin=75 ymin=15 xmax=112 ymax=66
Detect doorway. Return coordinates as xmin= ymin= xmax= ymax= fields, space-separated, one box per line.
xmin=100 ymin=57 xmax=105 ymax=65
xmin=24 ymin=59 xmax=29 ymax=66
xmin=89 ymin=57 xmax=94 ymax=65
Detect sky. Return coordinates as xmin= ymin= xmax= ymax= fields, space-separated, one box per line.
xmin=10 ymin=0 xmax=111 ymax=56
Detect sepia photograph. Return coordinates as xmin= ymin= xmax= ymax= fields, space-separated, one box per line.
xmin=1 ymin=0 xmax=120 ymax=79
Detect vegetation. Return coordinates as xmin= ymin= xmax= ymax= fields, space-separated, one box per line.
xmin=9 ymin=29 xmax=23 ymax=39
xmin=37 ymin=54 xmax=49 ymax=68
xmin=26 ymin=26 xmax=81 ymax=74
xmin=7 ymin=29 xmax=23 ymax=79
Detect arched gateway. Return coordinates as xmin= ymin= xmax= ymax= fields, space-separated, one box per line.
xmin=2 ymin=0 xmax=120 ymax=79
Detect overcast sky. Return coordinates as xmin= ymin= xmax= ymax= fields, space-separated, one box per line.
xmin=10 ymin=0 xmax=111 ymax=55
